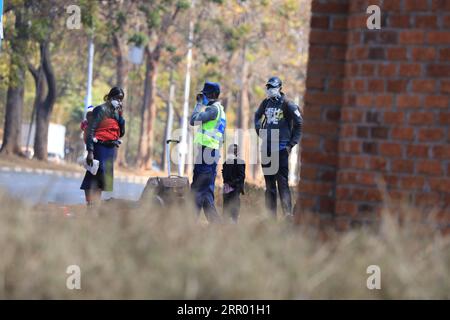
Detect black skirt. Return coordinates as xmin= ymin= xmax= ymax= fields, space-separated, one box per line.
xmin=80 ymin=143 xmax=116 ymax=192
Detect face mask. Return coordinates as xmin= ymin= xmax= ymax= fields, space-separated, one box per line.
xmin=266 ymin=87 xmax=281 ymax=98
xmin=111 ymin=100 xmax=121 ymax=109
xmin=202 ymin=94 xmax=209 ymax=106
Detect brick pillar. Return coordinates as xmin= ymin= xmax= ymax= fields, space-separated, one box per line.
xmin=297 ymin=0 xmax=349 ymax=221
xmin=297 ymin=0 xmax=450 ymax=228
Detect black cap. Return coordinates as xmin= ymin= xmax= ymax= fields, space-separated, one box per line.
xmin=266 ymin=76 xmax=282 ymax=88
xmin=201 ymin=82 xmax=221 ymax=96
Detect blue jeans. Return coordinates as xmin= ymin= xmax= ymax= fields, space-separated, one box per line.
xmin=191 ymin=147 xmax=221 ymax=223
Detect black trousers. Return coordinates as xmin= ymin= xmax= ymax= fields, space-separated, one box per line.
xmin=223 ymin=189 xmax=241 ymax=223
xmin=261 ymin=148 xmax=292 ymax=217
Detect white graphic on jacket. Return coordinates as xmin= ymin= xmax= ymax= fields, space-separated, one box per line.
xmin=265 ymin=107 xmax=284 ymax=125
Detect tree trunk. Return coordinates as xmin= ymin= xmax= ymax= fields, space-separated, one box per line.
xmin=1 ymin=73 xmax=25 ymax=155
xmin=163 ymin=70 xmax=175 ymax=173
xmin=113 ymin=34 xmax=129 ymax=167
xmin=238 ymin=45 xmax=251 ymax=179
xmin=33 ymin=42 xmax=57 ymax=161
xmin=0 ymin=10 xmax=27 ymax=156
xmin=137 ymin=47 xmax=159 ymax=170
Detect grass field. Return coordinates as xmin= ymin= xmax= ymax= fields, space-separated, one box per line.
xmin=0 ymin=187 xmax=449 ymax=299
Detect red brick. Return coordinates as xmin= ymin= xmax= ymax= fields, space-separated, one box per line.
xmin=330 ymin=47 xmax=346 ymax=60
xmin=441 ymin=80 xmax=450 ymax=94
xmin=366 ymin=189 xmax=383 ymax=202
xmin=417 ymin=160 xmax=442 ymax=176
xmin=392 ymin=159 xmax=415 ymax=173
xmin=380 ymin=142 xmax=403 ymax=157
xmin=341 ymin=124 xmax=355 ymax=137
xmin=370 ymin=157 xmax=388 ymax=171
xmin=335 ymin=202 xmax=357 ymax=216
xmin=368 ymin=79 xmax=385 ymax=92
xmin=305 ymin=122 xmax=339 ymax=136
xmin=412 ymin=48 xmax=436 ymax=60
xmin=309 ymin=46 xmax=328 ymax=59
xmin=444 ymin=15 xmax=450 ymax=28
xmin=425 ymin=96 xmax=449 ymax=108
xmin=397 ymin=95 xmax=422 ymax=108
xmin=387 ymin=80 xmax=408 ymax=93
xmin=392 ymin=127 xmax=415 ymax=140
xmin=409 ymin=112 xmax=434 ymax=125
xmin=384 ymin=111 xmax=405 ymax=124
xmin=406 ymin=144 xmax=429 ymax=157
xmin=353 ymin=155 xmax=369 ymax=169
xmin=378 ymin=64 xmax=397 ymax=77
xmin=352 ymin=79 xmax=366 ymax=91
xmin=349 ymin=32 xmax=361 ymax=45
xmin=415 ymin=15 xmax=437 ymax=28
xmin=404 ymin=0 xmax=429 ymax=11
xmin=305 ymin=92 xmax=343 ymax=105
xmin=302 ymin=136 xmax=321 ymax=150
xmin=341 ymin=140 xmax=361 ymax=153
xmin=311 ymin=16 xmax=329 ymax=29
xmin=427 ymin=64 xmax=450 ymax=77
xmin=389 ymin=15 xmax=410 ymax=27
xmin=427 ymin=32 xmax=450 ymax=44
xmin=418 ymin=128 xmax=445 ymax=142
xmin=299 ymin=182 xmax=335 ymax=196
xmin=310 ymin=30 xmax=347 ymax=45
xmin=432 ymin=0 xmax=450 ymax=10
xmin=309 ymin=62 xmax=345 ymax=76
xmin=356 ymin=95 xmax=373 ymax=107
xmin=336 ymin=186 xmax=351 ymax=199
xmin=371 ymin=127 xmax=389 ymax=139
xmin=429 ymin=178 xmax=450 ymax=193
xmin=386 ymin=47 xmax=407 ymax=60
xmin=358 ymin=172 xmax=376 ymax=186
xmin=329 ymin=79 xmax=345 ymax=90
xmin=361 ymin=63 xmax=376 ymax=76
xmin=311 ymin=2 xmax=348 ymax=13
xmin=400 ymin=176 xmax=425 ymax=190
xmin=375 ymin=95 xmax=394 ymax=108
xmin=306 ymin=77 xmax=325 ymax=89
xmin=348 ymin=15 xmax=367 ymax=29
xmin=302 ymin=152 xmax=338 ymax=167
xmin=440 ymin=48 xmax=450 ymax=61
xmin=411 ymin=79 xmax=436 ymax=93
xmin=384 ymin=1 xmax=403 ymax=10
xmin=399 ymin=31 xmax=424 ymax=44
xmin=415 ymin=193 xmax=441 ymax=206
xmin=432 ymin=145 xmax=450 ymax=159
xmin=438 ymin=112 xmax=450 ymax=125
xmin=338 ymin=172 xmax=358 ymax=184
xmin=399 ymin=64 xmax=422 ymax=77
xmin=332 ymin=17 xmax=347 ymax=30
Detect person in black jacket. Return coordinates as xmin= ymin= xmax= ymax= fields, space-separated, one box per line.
xmin=254 ymin=77 xmax=302 ymax=218
xmin=222 ymin=144 xmax=245 ymax=223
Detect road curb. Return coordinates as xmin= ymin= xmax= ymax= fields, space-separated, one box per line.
xmin=0 ymin=166 xmax=148 ymax=185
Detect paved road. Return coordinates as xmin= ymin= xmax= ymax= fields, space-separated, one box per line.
xmin=0 ymin=170 xmax=146 ymax=205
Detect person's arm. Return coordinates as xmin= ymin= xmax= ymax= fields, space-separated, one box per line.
xmin=287 ymin=101 xmax=303 ymax=148
xmin=190 ymin=103 xmax=218 ymax=126
xmin=254 ymin=100 xmax=266 ymax=136
xmin=118 ymin=116 xmax=125 ymax=137
xmin=231 ymin=162 xmax=245 ymax=187
xmin=86 ymin=106 xmax=105 ymax=152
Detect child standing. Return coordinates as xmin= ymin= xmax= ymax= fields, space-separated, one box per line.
xmin=222 ymin=144 xmax=246 ymax=223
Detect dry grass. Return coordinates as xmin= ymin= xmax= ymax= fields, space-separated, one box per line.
xmin=0 ymin=188 xmax=449 ymax=299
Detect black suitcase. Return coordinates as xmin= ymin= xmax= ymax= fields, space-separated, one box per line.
xmin=139 ymin=139 xmax=190 ymax=207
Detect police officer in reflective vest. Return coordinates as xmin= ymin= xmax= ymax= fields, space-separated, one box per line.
xmin=190 ymin=82 xmax=226 ymax=223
